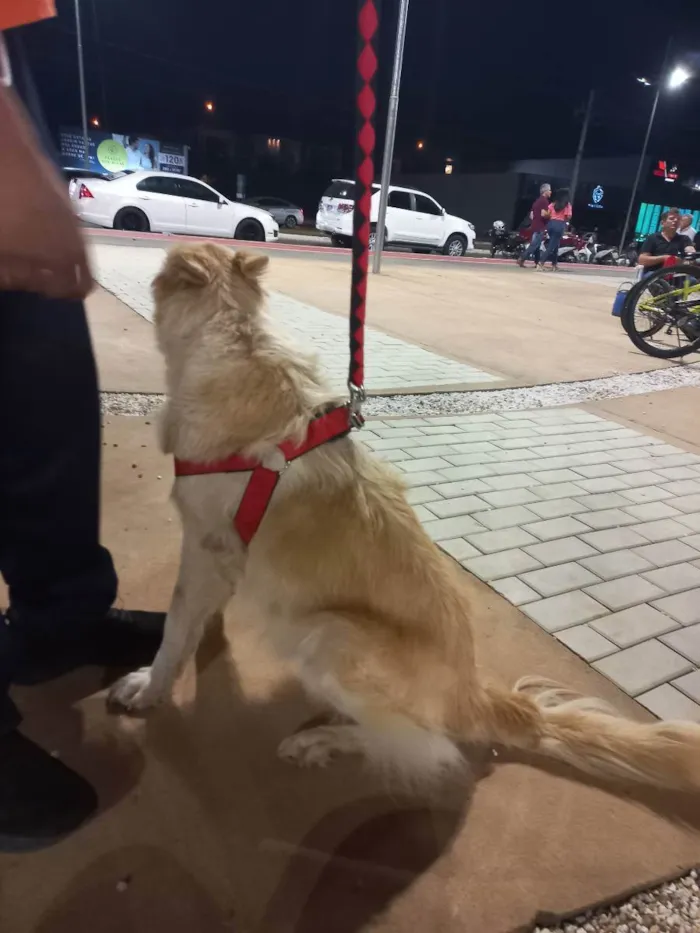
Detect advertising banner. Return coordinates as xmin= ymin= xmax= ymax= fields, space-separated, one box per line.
xmin=60 ymin=128 xmax=187 ymax=176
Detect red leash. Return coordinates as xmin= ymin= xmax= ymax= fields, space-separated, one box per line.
xmin=348 ymin=0 xmax=380 ymax=427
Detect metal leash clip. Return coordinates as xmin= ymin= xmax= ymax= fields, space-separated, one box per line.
xmin=348 ymin=382 xmax=366 ymax=429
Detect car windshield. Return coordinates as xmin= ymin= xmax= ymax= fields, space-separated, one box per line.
xmin=323 ymin=181 xmax=381 ymax=200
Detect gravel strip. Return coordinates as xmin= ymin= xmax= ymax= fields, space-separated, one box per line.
xmin=536 ymin=870 xmax=699 ymax=933
xmin=101 ymin=365 xmax=700 ymax=420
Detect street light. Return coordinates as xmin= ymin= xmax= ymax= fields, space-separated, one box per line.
xmin=618 ymin=53 xmax=692 ymax=253
xmin=204 ymin=100 xmax=215 ymax=113
xmin=90 ymin=116 xmax=100 ymax=128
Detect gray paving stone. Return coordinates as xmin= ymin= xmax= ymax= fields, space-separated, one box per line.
xmin=668 ymin=494 xmax=700 ymax=514
xmin=490 ymin=576 xmax=540 ymax=606
xmin=590 ymin=604 xmax=679 ymax=648
xmin=613 ymin=457 xmax=665 ymax=474
xmin=593 ymin=641 xmax=693 ymax=696
xmin=483 ymin=473 xmax=542 ymax=491
xmin=673 ymin=670 xmax=700 ymax=703
xmin=633 ymin=518 xmax=693 ymax=542
xmin=618 ymin=471 xmax=666 ymax=488
xmin=478 ymin=488 xmax=542 ymax=508
xmin=573 ymin=476 xmax=629 ymax=494
xmin=631 ymin=539 xmax=700 ymax=568
xmin=526 ymin=497 xmax=591 ymax=519
xmin=576 ymin=509 xmax=639 ymax=531
xmin=682 ymin=534 xmax=700 ymax=552
xmin=583 ymin=575 xmax=665 ymax=611
xmin=397 ymin=457 xmax=452 ymax=473
xmin=651 ymin=588 xmax=700 ymax=626
xmin=619 ymin=486 xmax=674 ymax=504
xmin=422 ymin=514 xmax=487 ymax=542
xmin=464 ymin=526 xmax=539 ymax=554
xmin=572 ymin=463 xmax=625 ymax=479
xmin=519 ymin=562 xmax=600 ymax=598
xmin=489 ymin=459 xmax=546 ymax=477
xmin=579 ymin=549 xmax=654 ymax=581
xmin=402 ymin=471 xmax=447 ymax=487
xmin=527 ymin=468 xmax=582 ymax=484
xmin=425 ymin=495 xmax=491 ymax=518
xmin=622 ymin=501 xmax=683 ymax=522
xmin=523 ymin=516 xmax=591 ymax=541
xmin=430 ymin=479 xmax=493 ymax=498
xmin=371 ymin=426 xmax=427 ymax=439
xmin=555 ymin=625 xmax=618 ymax=662
xmin=523 ymin=536 xmax=598 ymax=566
xmin=661 ymin=623 xmax=700 ymax=665
xmin=462 ymin=548 xmax=543 ymax=582
xmin=641 ymin=562 xmax=700 ymax=594
xmin=405 ymin=486 xmax=442 ymax=505
xmin=442 ymin=453 xmax=496 ymax=467
xmin=438 ymin=538 xmax=482 ymax=561
xmin=412 ymin=505 xmax=434 ymax=522
xmin=661 ymin=479 xmax=700 ymax=497
xmin=522 ymin=591 xmax=608 ymax=632
xmin=677 ymin=513 xmax=700 ymax=533
xmin=471 ymin=505 xmax=541 ymax=531
xmin=373 ymin=448 xmax=413 ymax=462
xmin=533 ymin=482 xmax=587 ymax=500
xmin=636 ymin=684 xmax=700 ymax=722
xmin=573 ymin=528 xmax=651 ymax=553
xmin=573 ymin=492 xmax=629 ymax=511
xmin=654 ymin=467 xmax=700 ymax=481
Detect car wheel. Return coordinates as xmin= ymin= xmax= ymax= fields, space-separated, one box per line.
xmin=284 ymin=215 xmax=298 ymax=228
xmin=330 ymin=235 xmax=351 ymax=248
xmin=443 ymin=234 xmax=467 ymax=257
xmin=234 ymin=219 xmax=265 ymax=242
xmin=114 ymin=208 xmax=150 ymax=233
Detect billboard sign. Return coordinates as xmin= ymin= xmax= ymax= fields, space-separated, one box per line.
xmin=59 ymin=127 xmax=188 ymax=176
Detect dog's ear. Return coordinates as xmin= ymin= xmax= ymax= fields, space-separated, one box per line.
xmin=161 ymin=246 xmax=215 ymax=288
xmin=231 ymin=251 xmax=269 ymax=283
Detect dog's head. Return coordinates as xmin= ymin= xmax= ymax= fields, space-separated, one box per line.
xmin=152 ymin=243 xmax=269 ymax=350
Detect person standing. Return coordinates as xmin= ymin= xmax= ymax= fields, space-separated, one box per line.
xmin=678 ymin=212 xmax=698 ymax=244
xmin=0 ymin=20 xmax=164 ymax=850
xmin=539 ymin=188 xmax=572 ymax=271
xmin=517 ymin=183 xmax=551 ymax=267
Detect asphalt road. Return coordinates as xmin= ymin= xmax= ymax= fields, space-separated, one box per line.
xmin=84 ymin=226 xmax=631 ymax=279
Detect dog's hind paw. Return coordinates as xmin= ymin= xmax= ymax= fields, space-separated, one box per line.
xmin=108 ymin=667 xmax=162 ymax=713
xmin=277 ymin=725 xmax=361 ymax=768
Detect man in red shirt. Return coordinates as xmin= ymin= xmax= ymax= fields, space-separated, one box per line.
xmin=517 ymin=183 xmax=551 ymax=267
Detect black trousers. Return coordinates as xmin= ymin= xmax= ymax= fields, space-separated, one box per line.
xmin=0 ymin=293 xmax=118 ymax=734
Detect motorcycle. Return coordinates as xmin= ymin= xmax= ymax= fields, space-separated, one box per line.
xmin=489 ymin=220 xmax=526 ymax=259
xmin=555 ymin=229 xmax=586 ymax=263
xmin=578 ymin=232 xmax=623 ymax=265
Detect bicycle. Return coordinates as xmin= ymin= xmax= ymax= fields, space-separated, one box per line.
xmin=621 ymin=257 xmax=700 ymax=358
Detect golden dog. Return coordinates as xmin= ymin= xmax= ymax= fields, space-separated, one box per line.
xmin=110 ymin=242 xmax=700 ymax=792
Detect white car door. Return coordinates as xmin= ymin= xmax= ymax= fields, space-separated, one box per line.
xmin=412 ymin=194 xmax=445 ymax=246
xmin=178 ymin=179 xmax=232 ymax=237
xmin=133 ymin=176 xmax=187 ymax=233
xmin=385 ymin=189 xmax=417 ymax=242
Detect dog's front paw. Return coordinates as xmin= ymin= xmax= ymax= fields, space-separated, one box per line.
xmin=108 ymin=667 xmax=162 ymax=713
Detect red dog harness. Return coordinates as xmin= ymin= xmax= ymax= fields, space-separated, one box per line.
xmin=174 ymin=405 xmax=352 ymax=545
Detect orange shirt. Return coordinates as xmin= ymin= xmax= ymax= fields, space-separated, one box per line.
xmin=0 ymin=0 xmax=56 ymax=31
xmin=549 ymin=202 xmax=572 ymax=222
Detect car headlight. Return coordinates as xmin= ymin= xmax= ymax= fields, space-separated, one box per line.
xmin=467 ymin=222 xmax=475 ymax=232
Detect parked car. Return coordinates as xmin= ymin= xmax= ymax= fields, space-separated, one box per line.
xmin=246 ymin=196 xmax=304 ymax=228
xmin=70 ymin=172 xmax=279 ymax=242
xmin=316 ymin=179 xmax=475 ymax=255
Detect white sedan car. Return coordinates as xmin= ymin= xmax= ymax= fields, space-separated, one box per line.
xmin=71 ymin=171 xmax=279 ymax=242
xmin=316 ymin=180 xmax=475 ymax=255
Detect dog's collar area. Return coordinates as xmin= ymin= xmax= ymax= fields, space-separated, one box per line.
xmin=173 ymin=405 xmax=353 ymax=543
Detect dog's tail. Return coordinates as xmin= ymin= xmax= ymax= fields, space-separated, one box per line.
xmin=473 ymin=677 xmax=700 ymax=791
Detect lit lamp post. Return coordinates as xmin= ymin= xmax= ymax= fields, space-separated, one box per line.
xmin=618 ymin=63 xmax=692 ymax=253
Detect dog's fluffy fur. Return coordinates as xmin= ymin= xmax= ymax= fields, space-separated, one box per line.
xmin=110 ymin=242 xmax=700 ymax=793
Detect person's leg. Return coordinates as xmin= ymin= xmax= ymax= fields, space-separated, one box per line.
xmin=519 ymin=230 xmax=542 ymax=264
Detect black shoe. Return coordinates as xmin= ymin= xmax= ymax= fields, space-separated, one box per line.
xmin=0 ymin=731 xmax=97 ymax=852
xmin=11 ymin=608 xmax=166 ymax=686
xmin=516 ymin=258 xmax=525 ymax=267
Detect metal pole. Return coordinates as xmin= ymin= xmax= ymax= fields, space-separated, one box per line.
xmin=618 ymin=86 xmax=659 ymax=254
xmin=569 ymin=88 xmax=594 ymax=205
xmin=74 ymin=0 xmax=89 ymax=169
xmin=372 ymin=0 xmax=410 ymax=274
xmin=618 ymin=36 xmax=673 ymax=253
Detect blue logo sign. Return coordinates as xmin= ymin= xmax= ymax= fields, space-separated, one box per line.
xmin=589 ymin=185 xmax=604 ymax=209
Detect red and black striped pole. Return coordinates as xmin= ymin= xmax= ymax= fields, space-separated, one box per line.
xmin=348 ymin=0 xmax=380 ymax=427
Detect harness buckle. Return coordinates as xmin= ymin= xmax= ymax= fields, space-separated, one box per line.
xmin=348 ymin=382 xmax=365 ymax=429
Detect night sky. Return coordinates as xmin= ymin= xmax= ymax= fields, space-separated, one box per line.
xmin=19 ymin=0 xmax=700 ymax=165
